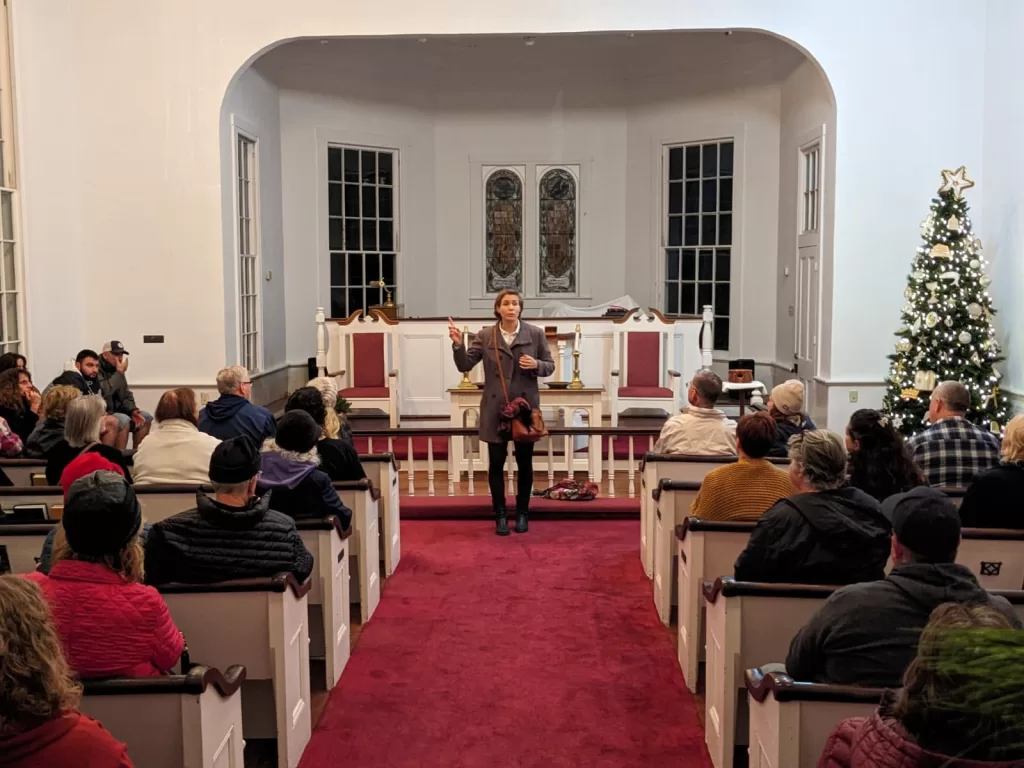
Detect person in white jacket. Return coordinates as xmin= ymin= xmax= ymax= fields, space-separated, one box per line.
xmin=133 ymin=388 xmax=220 ymax=485
xmin=653 ymin=370 xmax=737 ymax=456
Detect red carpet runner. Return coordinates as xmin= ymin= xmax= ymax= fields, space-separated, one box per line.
xmin=298 ymin=521 xmax=712 ymax=767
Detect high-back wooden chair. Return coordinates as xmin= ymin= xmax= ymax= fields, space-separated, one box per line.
xmin=609 ymin=309 xmax=683 ymax=426
xmin=326 ymin=309 xmax=399 ymax=427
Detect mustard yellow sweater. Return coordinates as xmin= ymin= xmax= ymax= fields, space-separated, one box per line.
xmin=690 ymin=458 xmax=794 ymax=522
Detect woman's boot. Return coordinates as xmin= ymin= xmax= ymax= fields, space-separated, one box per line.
xmin=495 ymin=505 xmax=510 ymax=536
xmin=514 ymin=507 xmax=528 ymax=534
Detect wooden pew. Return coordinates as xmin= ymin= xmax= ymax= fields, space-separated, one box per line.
xmin=0 ymin=457 xmax=47 ymax=486
xmin=335 ymin=479 xmax=381 ymax=623
xmin=80 ymin=665 xmax=247 ymax=768
xmin=958 ymin=527 xmax=1024 ymax=590
xmin=0 ymin=521 xmax=55 ymax=573
xmin=675 ymin=517 xmax=756 ymax=692
xmin=360 ymin=453 xmax=401 ymax=576
xmin=294 ymin=515 xmax=351 ymax=688
xmin=159 ymin=574 xmax=312 ymax=768
xmin=744 ymin=668 xmax=882 ymax=768
xmin=651 ymin=480 xmax=701 ymax=625
xmin=703 ymin=577 xmax=837 ymax=768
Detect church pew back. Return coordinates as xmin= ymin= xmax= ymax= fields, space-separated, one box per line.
xmin=957 ymin=528 xmax=1024 ymax=589
xmin=0 ymin=521 xmax=55 ymax=573
xmin=744 ymin=668 xmax=883 ymax=768
xmin=335 ymin=479 xmax=381 ymax=623
xmin=359 ymin=453 xmax=401 ymax=576
xmin=0 ymin=458 xmax=46 ymax=486
xmin=651 ymin=481 xmax=701 ymax=624
xmin=80 ymin=665 xmax=246 ymax=768
xmin=158 ymin=574 xmax=312 ymax=768
xmin=295 ymin=516 xmax=351 ymax=687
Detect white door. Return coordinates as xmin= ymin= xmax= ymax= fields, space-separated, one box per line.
xmin=794 ymin=131 xmax=824 ymax=418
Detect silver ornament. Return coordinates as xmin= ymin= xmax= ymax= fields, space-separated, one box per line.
xmin=970 ymin=259 xmax=981 ymax=269
xmin=944 ymin=317 xmax=954 ymax=327
xmin=980 ymin=274 xmax=992 ymax=287
xmin=967 ymin=303 xmax=983 ymax=319
xmin=912 ymin=270 xmax=927 ymax=281
xmin=958 ymin=331 xmax=972 ymax=344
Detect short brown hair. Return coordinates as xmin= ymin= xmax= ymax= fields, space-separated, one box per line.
xmin=788 ymin=429 xmax=848 ymax=490
xmin=933 ymin=381 xmax=971 ymax=413
xmin=155 ymin=387 xmax=199 ymax=426
xmin=40 ymin=385 xmax=81 ymax=422
xmin=736 ymin=411 xmax=778 ymax=458
xmin=493 ymin=289 xmax=524 ymax=319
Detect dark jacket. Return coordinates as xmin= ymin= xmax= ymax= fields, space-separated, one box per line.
xmin=49 ymin=369 xmax=101 ymax=397
xmin=0 ymin=400 xmax=38 ymax=443
xmin=452 ymin=321 xmax=554 ymax=444
xmin=318 ymin=437 xmax=366 ymax=481
xmin=97 ymin=358 xmax=138 ymax=416
xmin=25 ymin=418 xmax=66 ymax=458
xmin=734 ymin=486 xmax=891 ymax=585
xmin=45 ymin=441 xmax=133 ymax=486
xmin=787 ymin=563 xmax=1021 ymax=688
xmin=767 ymin=413 xmax=817 ymax=458
xmin=257 ymin=450 xmax=352 ymax=528
xmin=143 ymin=492 xmax=314 ymax=586
xmin=198 ymin=393 xmax=276 ymax=447
xmin=959 ymin=462 xmax=1024 ymax=529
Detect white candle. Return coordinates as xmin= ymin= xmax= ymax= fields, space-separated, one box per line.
xmin=463 ymin=326 xmax=469 ymax=347
xmin=574 ymin=325 xmax=581 ymax=353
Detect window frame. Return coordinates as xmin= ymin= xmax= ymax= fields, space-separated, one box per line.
xmin=483 ymin=165 xmax=525 ymax=294
xmin=800 ymin=145 xmax=821 ymax=236
xmin=535 ymin=164 xmax=580 ymax=297
xmin=233 ymin=127 xmax=261 ymax=374
xmin=0 ymin=0 xmax=23 ymax=355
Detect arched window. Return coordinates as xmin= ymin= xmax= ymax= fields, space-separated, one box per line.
xmin=538 ymin=168 xmax=577 ymax=293
xmin=485 ymin=169 xmax=523 ymax=293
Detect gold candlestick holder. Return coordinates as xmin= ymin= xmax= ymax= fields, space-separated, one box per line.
xmin=568 ymin=349 xmax=584 ymax=389
xmin=457 ymin=326 xmax=477 ymax=389
xmin=369 ymin=279 xmax=395 ymax=307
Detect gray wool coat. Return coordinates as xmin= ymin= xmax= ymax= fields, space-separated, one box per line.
xmin=452 ymin=322 xmax=554 ymax=444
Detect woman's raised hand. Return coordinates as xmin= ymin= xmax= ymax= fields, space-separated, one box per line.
xmin=448 ymin=317 xmax=463 ymax=345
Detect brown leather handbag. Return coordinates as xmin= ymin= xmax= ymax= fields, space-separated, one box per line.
xmin=494 ymin=327 xmax=548 ymax=443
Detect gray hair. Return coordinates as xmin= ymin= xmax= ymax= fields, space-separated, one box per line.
xmin=64 ymin=394 xmax=106 ymax=448
xmin=216 ymin=365 xmax=249 ymax=395
xmin=787 ymin=429 xmax=848 ymax=490
xmin=691 ymin=369 xmax=723 ymax=406
xmin=932 ymin=380 xmax=970 ymax=414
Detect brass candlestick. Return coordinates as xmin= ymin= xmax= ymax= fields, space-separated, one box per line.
xmin=568 ymin=349 xmax=584 ymax=389
xmin=457 ymin=326 xmax=477 ymax=389
xmin=370 ymin=279 xmax=395 ymax=307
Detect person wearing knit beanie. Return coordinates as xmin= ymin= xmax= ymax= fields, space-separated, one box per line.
xmin=770 ymin=379 xmax=805 ymax=417
xmin=62 ymin=471 xmax=142 ymax=559
xmin=59 ymin=452 xmax=124 ymax=498
xmin=766 ymin=379 xmax=817 ymax=457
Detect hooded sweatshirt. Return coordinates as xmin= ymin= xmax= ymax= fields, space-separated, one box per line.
xmin=786 ymin=562 xmax=1021 ymax=687
xmin=0 ymin=712 xmax=133 ymax=767
xmin=734 ymin=486 xmax=891 ymax=585
xmin=197 ymin=393 xmax=276 ymax=447
xmin=257 ymin=449 xmax=352 ymax=527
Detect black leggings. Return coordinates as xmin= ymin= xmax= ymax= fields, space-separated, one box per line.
xmin=486 ymin=440 xmax=535 ymax=512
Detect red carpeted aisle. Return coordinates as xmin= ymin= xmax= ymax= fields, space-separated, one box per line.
xmin=298 ymin=520 xmax=712 ymax=768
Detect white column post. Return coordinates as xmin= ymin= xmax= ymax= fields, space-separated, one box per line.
xmin=315 ymin=306 xmax=327 ymax=376
xmin=700 ymin=305 xmax=714 ymax=369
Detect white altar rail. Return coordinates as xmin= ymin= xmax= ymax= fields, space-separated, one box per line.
xmin=315 ymin=306 xmax=715 ymax=418
xmin=352 ymin=426 xmax=662 ymax=499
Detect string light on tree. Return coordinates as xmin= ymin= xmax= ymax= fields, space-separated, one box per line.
xmin=882 ymin=167 xmax=1009 ymax=436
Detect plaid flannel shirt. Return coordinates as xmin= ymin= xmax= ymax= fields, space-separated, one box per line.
xmin=906 ymin=417 xmax=1001 ymax=488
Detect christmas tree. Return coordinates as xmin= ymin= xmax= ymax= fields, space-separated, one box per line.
xmin=882 ymin=167 xmax=1009 ymax=437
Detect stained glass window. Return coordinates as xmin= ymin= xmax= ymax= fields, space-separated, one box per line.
xmin=485 ymin=169 xmax=523 ymax=293
xmin=538 ymin=169 xmax=577 ymax=293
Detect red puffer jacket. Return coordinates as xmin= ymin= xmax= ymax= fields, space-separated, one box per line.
xmin=819 ymin=714 xmax=1024 ymax=768
xmin=24 ymin=560 xmax=184 ymax=678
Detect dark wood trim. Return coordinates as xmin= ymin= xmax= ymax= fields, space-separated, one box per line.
xmin=332 ymin=478 xmax=381 ymax=502
xmin=158 ymin=572 xmax=312 ymax=598
xmin=0 ymin=486 xmax=63 ymax=496
xmin=991 ymin=589 xmax=1024 ymax=604
xmin=961 ymin=527 xmax=1024 ymax=541
xmin=675 ymin=516 xmax=757 ymax=541
xmin=82 ymin=664 xmax=247 ymax=698
xmin=612 ymin=307 xmax=641 ymax=325
xmin=702 ymin=576 xmax=839 ymax=602
xmin=367 ymin=308 xmax=399 ymax=326
xmin=745 ymin=668 xmax=885 ymax=705
xmin=0 ymin=458 xmax=47 ymax=467
xmin=294 ymin=515 xmax=354 ymax=540
xmin=357 ymin=452 xmax=399 ymax=472
xmin=0 ymin=522 xmax=56 ymax=535
xmin=652 ymin=488 xmax=661 ymax=502
xmin=643 ymin=452 xmax=789 ymax=466
xmin=658 ymin=479 xmax=702 ymax=492
xmin=334 ymin=310 xmax=364 ymax=326
xmin=350 ymin=426 xmax=663 ymax=437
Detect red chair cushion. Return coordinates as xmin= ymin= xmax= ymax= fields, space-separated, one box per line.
xmin=626 ymin=332 xmax=660 ymax=388
xmin=618 ymin=386 xmax=674 ymax=399
xmin=340 ymin=386 xmax=390 ymax=399
xmin=352 ymin=334 xmax=385 ymax=388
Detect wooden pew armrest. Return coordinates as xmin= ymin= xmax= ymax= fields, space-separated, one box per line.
xmin=82 ymin=664 xmax=247 ymax=698
xmin=702 ymin=576 xmax=841 ymax=603
xmin=745 ymin=667 xmax=885 ymax=704
xmin=294 ymin=515 xmax=354 ymax=540
xmin=158 ymin=572 xmax=313 ymax=599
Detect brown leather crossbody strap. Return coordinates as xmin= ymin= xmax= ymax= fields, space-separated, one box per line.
xmin=493 ymin=326 xmax=511 ymax=407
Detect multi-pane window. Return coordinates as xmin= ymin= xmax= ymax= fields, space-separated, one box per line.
xmin=328 ymin=145 xmax=397 ymax=317
xmin=801 ymin=146 xmax=820 ymax=234
xmin=663 ymin=140 xmax=734 ymax=351
xmin=236 ymin=134 xmax=259 ymax=373
xmin=485 ymin=168 xmax=523 ymax=293
xmin=0 ymin=3 xmax=20 ymax=354
xmin=538 ymin=168 xmax=577 ymax=293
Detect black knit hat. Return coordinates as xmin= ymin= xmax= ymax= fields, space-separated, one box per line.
xmin=62 ymin=470 xmax=142 ymax=557
xmin=209 ymin=437 xmax=261 ymax=484
xmin=275 ymin=410 xmax=320 ymax=453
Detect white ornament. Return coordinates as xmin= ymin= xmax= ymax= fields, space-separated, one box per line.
xmin=911 ymin=317 xmax=922 ymax=335
xmin=920 ymin=213 xmax=935 ymax=238
xmin=972 ymin=238 xmax=984 ymax=253
xmin=892 ymin=414 xmax=904 ymax=429
xmin=944 ymin=317 xmax=954 ymax=327
xmin=939 ymin=166 xmax=975 ymax=198
xmin=980 ymin=274 xmax=992 ymax=287
xmin=947 ymin=215 xmax=960 ymax=231
xmin=958 ymin=331 xmax=972 ymax=344
xmin=971 ymin=352 xmax=982 ymax=366
xmin=895 ymin=340 xmax=911 ymax=354
xmin=967 ymin=303 xmax=983 ymax=319
xmin=930 ymin=244 xmax=951 ymax=260
xmin=914 ymin=370 xmax=938 ymax=391
xmin=969 ymin=259 xmax=981 ymax=269
xmin=925 ymin=312 xmax=939 ymax=328
xmin=904 ymin=286 xmax=913 ymax=299
xmin=912 ymin=270 xmax=927 ymax=281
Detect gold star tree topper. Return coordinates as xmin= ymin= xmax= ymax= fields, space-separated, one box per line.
xmin=939 ymin=166 xmax=975 ymax=198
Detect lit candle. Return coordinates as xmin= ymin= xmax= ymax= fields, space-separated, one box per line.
xmin=463 ymin=326 xmax=469 ymax=348
xmin=574 ymin=324 xmax=581 ymax=353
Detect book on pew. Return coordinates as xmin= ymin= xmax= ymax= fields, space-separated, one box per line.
xmin=0 ymin=544 xmax=9 ymax=574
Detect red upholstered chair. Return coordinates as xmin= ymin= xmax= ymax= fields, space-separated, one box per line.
xmin=609 ymin=308 xmax=681 ymax=426
xmin=328 ymin=309 xmax=399 ymax=427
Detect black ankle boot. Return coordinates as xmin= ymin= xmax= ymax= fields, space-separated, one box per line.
xmin=514 ymin=510 xmax=528 ymax=534
xmin=495 ymin=509 xmax=510 ymax=536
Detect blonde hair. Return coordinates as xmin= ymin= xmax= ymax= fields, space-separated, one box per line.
xmin=1002 ymin=414 xmax=1024 ymax=463
xmin=51 ymin=524 xmax=145 ymax=584
xmin=787 ymin=429 xmax=848 ymax=490
xmin=215 ymin=365 xmax=249 ymax=395
xmin=40 ymin=385 xmax=81 ymax=422
xmin=308 ymin=377 xmax=342 ymax=439
xmin=63 ymin=394 xmax=106 ymax=448
xmin=0 ymin=576 xmax=82 ymax=735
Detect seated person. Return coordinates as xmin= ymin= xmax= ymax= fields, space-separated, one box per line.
xmin=25 ymin=385 xmax=81 ymax=458
xmin=0 ymin=413 xmax=22 ymax=457
xmin=198 ymin=365 xmax=276 ymax=446
xmin=689 ymin=411 xmax=792 ymax=522
xmin=257 ymin=410 xmax=353 ymax=527
xmin=959 ymin=412 xmax=1024 ymax=529
xmin=653 ymin=369 xmax=736 ymax=455
xmin=133 ymin=388 xmax=220 ymax=485
xmin=906 ymin=380 xmax=1000 ymax=487
xmin=734 ymin=430 xmax=890 ymax=585
xmin=308 ymin=376 xmax=355 ymax=445
xmin=787 ymin=486 xmax=1020 ymax=687
xmin=845 ymin=408 xmax=925 ymax=501
xmin=0 ymin=576 xmax=134 ymax=767
xmin=24 ymin=471 xmax=184 ymax=678
xmin=0 ymin=351 xmax=25 ymax=372
xmin=817 ymin=603 xmax=1024 ymax=766
xmin=765 ymin=379 xmax=816 ymax=457
xmin=0 ymin=367 xmax=40 ymax=444
xmin=48 ymin=349 xmax=103 ymax=398
xmin=45 ymin=395 xmax=131 ymax=485
xmin=97 ymin=341 xmax=152 ymax=450
xmin=145 ymin=437 xmax=314 ymax=585
xmin=284 ymin=387 xmax=365 ymax=481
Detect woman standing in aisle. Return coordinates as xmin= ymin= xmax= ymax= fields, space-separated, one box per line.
xmin=449 ymin=289 xmax=554 ymax=536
